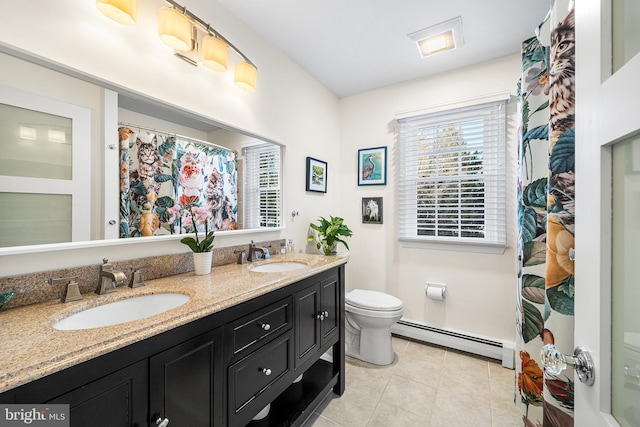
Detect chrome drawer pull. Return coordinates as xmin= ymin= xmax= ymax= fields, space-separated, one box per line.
xmin=156 ymin=418 xmax=169 ymax=427
xmin=261 ymin=368 xmax=272 ymax=376
xmin=261 ymin=323 xmax=271 ymax=331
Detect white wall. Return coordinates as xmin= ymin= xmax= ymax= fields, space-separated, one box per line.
xmin=338 ymin=55 xmax=521 ymax=342
xmin=0 ymin=1 xmax=521 ymax=344
xmin=0 ymin=0 xmax=340 ymax=275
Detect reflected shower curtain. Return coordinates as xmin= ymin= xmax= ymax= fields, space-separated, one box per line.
xmin=516 ymin=1 xmax=575 ymax=426
xmin=119 ymin=126 xmax=239 ymax=238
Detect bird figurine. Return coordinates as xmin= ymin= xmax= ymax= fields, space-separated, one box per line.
xmin=361 ymin=155 xmax=376 ymax=180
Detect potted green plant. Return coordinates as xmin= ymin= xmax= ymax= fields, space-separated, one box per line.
xmin=180 ymin=207 xmax=215 ymax=275
xmin=308 ymin=216 xmax=353 ymax=255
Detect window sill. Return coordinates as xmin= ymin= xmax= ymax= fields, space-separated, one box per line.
xmin=399 ymin=238 xmax=507 ymax=254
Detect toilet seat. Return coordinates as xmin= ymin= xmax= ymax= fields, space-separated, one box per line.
xmin=346 ymin=289 xmax=403 ymax=311
xmin=345 ymin=303 xmax=403 ymax=319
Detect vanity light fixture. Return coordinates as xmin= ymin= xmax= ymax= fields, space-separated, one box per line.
xmin=201 ymin=35 xmax=229 ymax=72
xmin=96 ymin=0 xmax=138 ymax=25
xmin=158 ymin=6 xmax=194 ymax=52
xmin=235 ymin=61 xmax=258 ymax=93
xmin=408 ymin=16 xmax=464 ymax=58
xmin=97 ymin=0 xmax=257 ymax=91
xmin=158 ymin=0 xmax=258 ymax=91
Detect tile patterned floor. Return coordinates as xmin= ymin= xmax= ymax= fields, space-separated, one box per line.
xmin=302 ymin=337 xmax=522 ymax=427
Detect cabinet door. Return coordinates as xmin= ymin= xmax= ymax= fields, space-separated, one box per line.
xmin=149 ymin=328 xmax=224 ymax=427
xmin=47 ymin=359 xmax=148 ymax=427
xmin=294 ymin=284 xmax=320 ymax=368
xmin=320 ymin=275 xmax=339 ymax=346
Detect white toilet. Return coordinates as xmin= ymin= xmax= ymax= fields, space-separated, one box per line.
xmin=345 ymin=289 xmax=404 ymax=365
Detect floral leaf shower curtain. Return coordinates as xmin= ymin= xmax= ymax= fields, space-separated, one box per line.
xmin=516 ymin=1 xmax=575 ymax=426
xmin=119 ymin=126 xmax=238 ymax=239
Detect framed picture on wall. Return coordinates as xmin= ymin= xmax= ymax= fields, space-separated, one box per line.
xmin=306 ymin=157 xmax=327 ymax=193
xmin=362 ymin=197 xmax=383 ymax=224
xmin=357 ymin=146 xmax=387 ymax=186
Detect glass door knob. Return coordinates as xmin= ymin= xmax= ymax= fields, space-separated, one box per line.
xmin=541 ymin=344 xmax=595 ymax=386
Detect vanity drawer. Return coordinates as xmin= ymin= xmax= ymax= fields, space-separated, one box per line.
xmin=227 ymin=296 xmax=292 ymax=359
xmin=228 ymin=333 xmax=292 ymax=425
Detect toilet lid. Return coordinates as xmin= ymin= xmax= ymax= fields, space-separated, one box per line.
xmin=346 ymin=289 xmax=403 ymax=311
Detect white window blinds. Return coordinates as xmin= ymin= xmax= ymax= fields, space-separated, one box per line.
xmin=396 ymin=98 xmax=507 ymax=250
xmin=243 ymin=143 xmax=282 ymax=228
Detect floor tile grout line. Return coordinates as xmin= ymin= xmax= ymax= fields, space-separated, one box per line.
xmin=311 ymin=338 xmax=517 ymax=427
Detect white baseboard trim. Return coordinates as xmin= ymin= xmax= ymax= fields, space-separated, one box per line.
xmin=391 ymin=319 xmax=515 ymax=369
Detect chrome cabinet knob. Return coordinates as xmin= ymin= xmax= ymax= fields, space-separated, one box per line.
xmin=261 ymin=368 xmax=272 ymax=376
xmin=261 ymin=323 xmax=271 ymax=331
xmin=541 ymin=344 xmax=595 ymax=386
xmin=316 ymin=312 xmax=324 ymax=320
xmin=323 ymin=311 xmax=329 ymax=318
xmin=156 ymin=418 xmax=169 ymax=427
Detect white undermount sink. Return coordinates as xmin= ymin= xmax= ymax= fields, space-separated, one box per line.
xmin=53 ymin=293 xmax=190 ymax=331
xmin=249 ymin=261 xmax=307 ymax=273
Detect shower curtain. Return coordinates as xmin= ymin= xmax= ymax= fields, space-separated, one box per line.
xmin=119 ymin=126 xmax=238 ymax=239
xmin=516 ymin=1 xmax=575 ymax=426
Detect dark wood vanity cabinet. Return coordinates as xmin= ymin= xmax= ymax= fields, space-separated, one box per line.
xmin=294 ymin=274 xmax=340 ymax=369
xmin=47 ymin=359 xmax=149 ymax=427
xmin=149 ymin=328 xmax=224 ymax=427
xmin=0 ymin=265 xmax=345 ymax=427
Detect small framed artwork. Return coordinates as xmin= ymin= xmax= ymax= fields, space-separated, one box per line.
xmin=358 ymin=146 xmax=387 ymax=186
xmin=306 ymin=157 xmax=327 ymax=193
xmin=362 ymin=197 xmax=383 ymax=224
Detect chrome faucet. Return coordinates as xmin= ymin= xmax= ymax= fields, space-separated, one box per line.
xmin=96 ymin=258 xmax=126 ymax=295
xmin=248 ymin=241 xmax=265 ymax=262
xmin=234 ymin=249 xmax=248 ymax=264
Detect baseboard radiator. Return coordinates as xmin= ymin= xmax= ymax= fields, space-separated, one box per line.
xmin=391 ymin=320 xmax=515 ymax=369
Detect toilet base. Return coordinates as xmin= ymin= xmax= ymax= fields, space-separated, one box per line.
xmin=346 ymin=326 xmax=395 ymax=366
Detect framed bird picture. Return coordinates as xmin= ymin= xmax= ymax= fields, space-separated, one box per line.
xmin=357 ymin=146 xmax=387 ymax=186
xmin=362 ymin=197 xmax=383 ymax=224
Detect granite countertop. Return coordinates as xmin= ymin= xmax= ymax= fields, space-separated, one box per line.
xmin=0 ymin=253 xmax=348 ymax=394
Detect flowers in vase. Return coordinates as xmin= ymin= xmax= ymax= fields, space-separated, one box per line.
xmin=180 ymin=206 xmax=215 ymax=253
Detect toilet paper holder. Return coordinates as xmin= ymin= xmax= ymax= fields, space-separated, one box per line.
xmin=425 ymin=283 xmax=446 ymax=300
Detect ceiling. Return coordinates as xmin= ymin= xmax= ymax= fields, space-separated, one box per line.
xmin=217 ymin=0 xmax=551 ymax=98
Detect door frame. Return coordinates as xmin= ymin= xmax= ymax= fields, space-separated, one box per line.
xmin=575 ymin=0 xmax=640 ymax=425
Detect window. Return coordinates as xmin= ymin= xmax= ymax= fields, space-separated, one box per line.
xmin=396 ymin=94 xmax=508 ymax=252
xmin=243 ymin=143 xmax=282 ymax=228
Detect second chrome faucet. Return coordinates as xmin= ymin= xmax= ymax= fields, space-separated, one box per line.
xmin=96 ymin=258 xmax=126 ymax=295
xmin=248 ymin=241 xmax=265 ymax=262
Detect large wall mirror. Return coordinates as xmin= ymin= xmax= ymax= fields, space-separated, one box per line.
xmin=0 ymin=50 xmax=284 ymax=254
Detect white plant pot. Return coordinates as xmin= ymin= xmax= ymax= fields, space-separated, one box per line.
xmin=193 ymin=252 xmax=213 ymax=275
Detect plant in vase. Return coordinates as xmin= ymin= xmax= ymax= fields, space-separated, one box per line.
xmin=180 ymin=207 xmax=215 ymax=274
xmin=308 ymin=216 xmax=353 ymax=255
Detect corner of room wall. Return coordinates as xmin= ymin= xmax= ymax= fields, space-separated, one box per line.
xmin=337 ymin=53 xmax=522 ymax=342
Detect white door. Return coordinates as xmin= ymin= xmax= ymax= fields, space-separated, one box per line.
xmin=571 ymin=1 xmax=640 ymax=426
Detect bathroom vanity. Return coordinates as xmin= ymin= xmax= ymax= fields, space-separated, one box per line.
xmin=0 ymin=255 xmax=346 ymax=427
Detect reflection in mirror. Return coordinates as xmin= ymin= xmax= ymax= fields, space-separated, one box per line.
xmin=117 ymin=95 xmax=283 ymax=241
xmin=0 ymin=51 xmax=283 ymax=252
xmin=0 ymin=84 xmax=91 ymax=248
xmin=118 ymin=124 xmax=240 ymax=238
